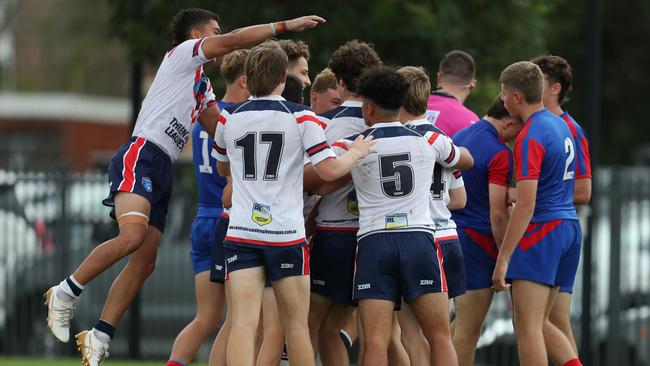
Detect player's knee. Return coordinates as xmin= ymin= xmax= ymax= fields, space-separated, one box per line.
xmin=424 ymin=331 xmax=453 ymax=350
xmin=194 ymin=316 xmax=221 ymax=333
xmin=117 ymin=226 xmax=147 ymax=255
xmin=364 ymin=334 xmax=390 ymax=352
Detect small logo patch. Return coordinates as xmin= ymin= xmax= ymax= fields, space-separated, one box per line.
xmin=420 ymin=279 xmax=434 ymax=286
xmin=312 ymin=279 xmax=325 ymax=286
xmin=385 ymin=213 xmax=408 ymax=229
xmin=214 ymin=264 xmax=223 ymax=271
xmin=280 ymin=263 xmax=294 ymax=269
xmin=347 ymin=190 xmax=359 ymax=216
xmin=141 ymin=177 xmax=153 ymax=192
xmin=227 ymin=255 xmax=238 ymax=264
xmin=252 ymin=203 xmax=272 ymax=226
xmin=357 ymin=283 xmax=371 ymax=290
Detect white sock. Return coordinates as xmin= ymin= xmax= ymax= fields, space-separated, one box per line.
xmin=93 ymin=328 xmax=112 ymax=344
xmin=58 ymin=275 xmax=83 ymax=302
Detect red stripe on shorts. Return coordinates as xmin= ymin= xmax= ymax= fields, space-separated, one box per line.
xmin=519 ymin=220 xmax=562 ymax=251
xmin=302 ymin=245 xmax=310 ymax=275
xmin=435 ymin=239 xmax=448 ymax=292
xmin=117 ymin=137 xmax=146 ymax=192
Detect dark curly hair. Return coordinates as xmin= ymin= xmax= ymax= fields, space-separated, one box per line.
xmin=170 ymin=8 xmax=220 ymax=47
xmin=328 ymin=40 xmax=382 ymax=94
xmin=358 ymin=67 xmax=408 ymax=111
xmin=277 ymin=39 xmax=310 ymax=64
xmin=486 ymin=95 xmax=511 ymax=120
xmin=531 ymin=55 xmax=573 ymax=105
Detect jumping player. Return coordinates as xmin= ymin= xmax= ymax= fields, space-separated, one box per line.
xmin=167 ymin=49 xmax=250 ymax=366
xmin=348 ymin=67 xmax=469 ymax=366
xmin=451 ymin=97 xmax=523 ymax=366
xmin=213 ymin=40 xmax=374 ymax=366
xmin=44 ymin=8 xmax=325 ymax=365
xmin=426 ymin=50 xmax=479 ymax=136
xmin=493 ymin=61 xmax=582 ymax=366
xmin=303 ymin=40 xmax=382 ymax=366
xmin=532 ymin=54 xmax=592 ymax=355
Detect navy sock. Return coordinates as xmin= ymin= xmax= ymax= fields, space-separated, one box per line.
xmin=94 ymin=320 xmax=115 ymax=340
xmin=66 ymin=276 xmax=83 ymax=297
xmin=340 ymin=329 xmax=353 ymax=352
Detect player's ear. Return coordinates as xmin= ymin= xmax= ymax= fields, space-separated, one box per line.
xmin=239 ymin=75 xmax=247 ymax=89
xmin=189 ymin=28 xmax=202 ymax=40
xmin=468 ymin=79 xmax=477 ymax=91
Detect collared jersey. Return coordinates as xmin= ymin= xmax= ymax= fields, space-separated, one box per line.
xmin=192 ymin=100 xmax=233 ymax=218
xmin=214 ymin=95 xmax=335 ymax=247
xmin=426 ymin=91 xmax=479 ymax=137
xmin=406 ymin=119 xmax=464 ymax=230
xmin=452 ymin=119 xmax=514 ymax=233
xmin=315 ymin=100 xmax=366 ymax=230
xmin=133 ymin=38 xmax=216 ymax=160
xmin=336 ymin=122 xmax=460 ymax=239
xmin=560 ymin=112 xmax=592 ymax=179
xmin=514 ymin=109 xmax=578 ymax=222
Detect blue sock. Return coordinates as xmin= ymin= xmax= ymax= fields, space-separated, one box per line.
xmin=340 ymin=329 xmax=353 ymax=352
xmin=94 ymin=320 xmax=115 ymax=340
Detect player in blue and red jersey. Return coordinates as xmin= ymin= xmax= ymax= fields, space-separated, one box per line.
xmin=450 ymin=97 xmax=523 ymax=366
xmin=532 ymin=54 xmax=592 ymax=358
xmin=167 ymin=49 xmax=250 ymax=366
xmin=493 ymin=61 xmax=582 ymax=366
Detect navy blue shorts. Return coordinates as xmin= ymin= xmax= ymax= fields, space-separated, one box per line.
xmin=310 ymin=229 xmax=358 ymax=305
xmin=436 ymin=232 xmax=466 ymax=299
xmin=353 ymin=231 xmax=446 ymax=305
xmin=458 ymin=228 xmax=498 ymax=291
xmin=224 ymin=241 xmax=310 ymax=282
xmin=507 ymin=219 xmax=582 ymax=291
xmin=102 ymin=137 xmax=173 ymax=232
xmin=190 ymin=216 xmax=222 ymax=274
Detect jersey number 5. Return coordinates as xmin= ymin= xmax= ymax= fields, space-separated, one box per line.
xmin=235 ymin=132 xmax=284 ymax=181
xmin=563 ymin=137 xmax=575 ymax=180
xmin=379 ymin=153 xmax=414 ymax=198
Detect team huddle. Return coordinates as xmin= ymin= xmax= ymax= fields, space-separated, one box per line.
xmin=43 ymin=8 xmax=592 ymax=366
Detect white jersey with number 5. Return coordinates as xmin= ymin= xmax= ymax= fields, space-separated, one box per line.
xmin=340 ymin=122 xmax=460 ymax=239
xmin=214 ymin=95 xmax=335 ymax=247
xmin=132 ymin=38 xmax=216 ymax=160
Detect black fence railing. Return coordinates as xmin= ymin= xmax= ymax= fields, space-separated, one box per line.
xmin=0 ymin=166 xmax=648 ymax=365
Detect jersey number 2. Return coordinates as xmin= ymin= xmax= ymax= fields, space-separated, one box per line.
xmin=563 ymin=137 xmax=575 ymax=180
xmin=379 ymin=153 xmax=414 ymax=198
xmin=235 ymin=132 xmax=284 ymax=181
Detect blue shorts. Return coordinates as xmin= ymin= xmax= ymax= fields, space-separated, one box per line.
xmin=436 ymin=233 xmax=466 ymax=298
xmin=224 ymin=241 xmax=310 ymax=282
xmin=190 ymin=216 xmax=221 ymax=274
xmin=353 ymin=231 xmax=446 ymax=305
xmin=209 ymin=214 xmax=229 ymax=283
xmin=310 ymin=229 xmax=358 ymax=305
xmin=507 ymin=219 xmax=582 ymax=291
xmin=458 ymin=228 xmax=499 ymax=291
xmin=102 ymin=137 xmax=173 ymax=232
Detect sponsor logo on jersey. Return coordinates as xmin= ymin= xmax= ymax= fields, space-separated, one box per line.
xmin=252 ymin=203 xmax=272 ymax=226
xmin=347 ymin=189 xmax=360 ymax=216
xmin=426 ymin=109 xmax=441 ymax=123
xmin=141 ymin=177 xmax=153 ymax=193
xmin=165 ymin=117 xmax=191 ymax=151
xmin=227 ymin=255 xmax=238 ymax=264
xmin=385 ymin=213 xmax=408 ymax=229
xmin=357 ymin=283 xmax=371 ymax=290
xmin=312 ymin=279 xmax=325 ymax=286
xmin=280 ymin=263 xmax=294 ymax=269
xmin=420 ymin=279 xmax=434 ymax=286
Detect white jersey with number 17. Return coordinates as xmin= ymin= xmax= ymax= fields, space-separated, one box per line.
xmin=214 ymin=95 xmax=335 ymax=247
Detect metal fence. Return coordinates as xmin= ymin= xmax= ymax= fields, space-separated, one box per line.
xmin=0 ymin=165 xmax=648 ymax=365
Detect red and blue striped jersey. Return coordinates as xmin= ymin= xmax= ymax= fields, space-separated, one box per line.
xmin=451 ymin=120 xmax=513 ymax=233
xmin=515 ymin=109 xmax=578 ymax=222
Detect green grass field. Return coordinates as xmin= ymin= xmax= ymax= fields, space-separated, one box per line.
xmin=0 ymin=358 xmax=207 ymax=366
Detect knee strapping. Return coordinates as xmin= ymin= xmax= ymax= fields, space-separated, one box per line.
xmin=117 ymin=211 xmax=149 ymax=230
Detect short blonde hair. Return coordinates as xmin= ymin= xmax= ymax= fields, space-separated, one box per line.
xmin=220 ymin=49 xmax=250 ymax=84
xmin=311 ymin=68 xmax=338 ymax=93
xmin=397 ymin=66 xmax=431 ymax=116
xmin=499 ymin=61 xmax=544 ymax=104
xmin=245 ymin=40 xmax=288 ymax=97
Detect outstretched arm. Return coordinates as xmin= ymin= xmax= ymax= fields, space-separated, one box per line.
xmin=201 ymin=16 xmax=326 ymax=60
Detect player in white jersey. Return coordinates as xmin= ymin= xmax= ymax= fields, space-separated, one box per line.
xmin=213 ymin=41 xmax=374 ymax=366
xmin=302 ymin=40 xmax=382 ymax=366
xmin=43 ymin=8 xmax=326 ymax=365
xmin=394 ymin=66 xmax=473 ymax=365
xmin=347 ymin=67 xmax=471 ymax=366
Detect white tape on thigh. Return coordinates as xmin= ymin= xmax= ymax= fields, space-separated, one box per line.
xmin=117 ymin=211 xmax=149 ymax=228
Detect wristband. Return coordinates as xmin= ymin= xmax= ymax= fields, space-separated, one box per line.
xmin=270 ymin=22 xmax=276 ymax=36
xmin=274 ymin=21 xmax=287 ymax=35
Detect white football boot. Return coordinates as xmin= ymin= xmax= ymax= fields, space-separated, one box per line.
xmin=44 ymin=286 xmax=74 ymax=342
xmin=76 ymin=329 xmax=110 ymax=366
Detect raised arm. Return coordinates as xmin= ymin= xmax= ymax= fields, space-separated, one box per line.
xmin=201 ymin=16 xmax=325 ymax=60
